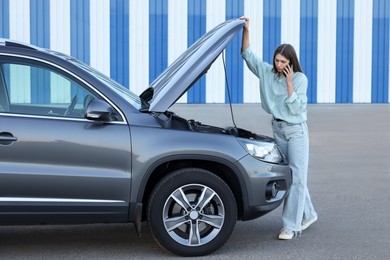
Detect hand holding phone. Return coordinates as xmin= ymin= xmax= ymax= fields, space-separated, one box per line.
xmin=284 ymin=64 xmax=294 ymax=87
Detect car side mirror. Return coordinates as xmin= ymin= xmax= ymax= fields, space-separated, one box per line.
xmin=85 ymin=99 xmax=116 ymax=122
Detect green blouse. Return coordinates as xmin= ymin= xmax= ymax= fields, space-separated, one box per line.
xmin=241 ymin=46 xmax=308 ymax=124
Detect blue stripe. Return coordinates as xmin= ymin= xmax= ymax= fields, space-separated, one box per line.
xmin=30 ymin=0 xmax=50 ymax=48
xmin=110 ymin=0 xmax=129 ymax=89
xmin=30 ymin=0 xmax=50 ymax=104
xmin=371 ymin=0 xmax=389 ymax=103
xmin=187 ymin=0 xmax=206 ymax=103
xmin=263 ymin=0 xmax=281 ymax=64
xmin=149 ymin=0 xmax=168 ymax=84
xmin=300 ymin=0 xmax=318 ymax=104
xmin=335 ymin=0 xmax=354 ymax=103
xmin=225 ymin=0 xmax=244 ymax=103
xmin=0 ymin=0 xmax=9 ymax=38
xmin=70 ymin=0 xmax=90 ymax=100
xmin=70 ymin=0 xmax=90 ymax=63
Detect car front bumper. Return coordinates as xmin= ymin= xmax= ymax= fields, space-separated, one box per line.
xmin=235 ymin=155 xmax=292 ymax=221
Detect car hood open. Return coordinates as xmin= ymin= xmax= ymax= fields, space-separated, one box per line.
xmin=141 ymin=19 xmax=245 ymax=113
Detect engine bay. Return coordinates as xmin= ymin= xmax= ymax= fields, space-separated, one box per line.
xmin=155 ymin=111 xmax=275 ymax=142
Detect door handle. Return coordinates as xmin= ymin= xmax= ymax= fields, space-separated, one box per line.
xmin=0 ymin=132 xmax=18 ymax=145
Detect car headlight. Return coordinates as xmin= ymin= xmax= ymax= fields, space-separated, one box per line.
xmin=238 ymin=139 xmax=283 ymax=164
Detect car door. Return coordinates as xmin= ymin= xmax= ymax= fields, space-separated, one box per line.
xmin=0 ymin=56 xmax=132 ymax=224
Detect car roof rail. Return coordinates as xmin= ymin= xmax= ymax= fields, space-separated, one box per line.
xmin=0 ymin=38 xmax=38 ymax=50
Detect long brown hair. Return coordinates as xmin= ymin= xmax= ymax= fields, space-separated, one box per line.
xmin=272 ymin=44 xmax=303 ymax=73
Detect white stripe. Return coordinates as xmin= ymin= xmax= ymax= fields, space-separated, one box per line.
xmin=90 ymin=0 xmax=110 ymax=77
xmin=50 ymin=0 xmax=71 ymax=103
xmin=353 ymin=0 xmax=373 ymax=103
xmin=9 ymin=0 xmax=30 ymax=103
xmin=129 ymin=0 xmax=149 ymax=95
xmin=206 ymin=0 xmax=226 ymax=103
xmin=243 ymin=0 xmax=262 ymax=103
xmin=281 ymin=0 xmax=300 ymax=55
xmin=317 ymin=0 xmax=337 ymax=103
xmin=168 ymin=0 xmax=188 ymax=103
xmin=50 ymin=0 xmax=70 ymax=54
xmin=9 ymin=0 xmax=30 ymax=43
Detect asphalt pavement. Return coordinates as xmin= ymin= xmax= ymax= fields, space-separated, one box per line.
xmin=1 ymin=104 xmax=389 ymax=259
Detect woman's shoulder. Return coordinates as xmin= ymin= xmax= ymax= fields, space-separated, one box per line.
xmin=294 ymin=72 xmax=308 ymax=81
xmin=293 ymin=72 xmax=308 ymax=87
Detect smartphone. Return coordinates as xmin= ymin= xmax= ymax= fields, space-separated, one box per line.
xmin=283 ymin=63 xmax=292 ymax=77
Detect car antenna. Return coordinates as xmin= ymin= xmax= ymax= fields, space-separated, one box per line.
xmin=222 ymin=51 xmax=238 ymax=129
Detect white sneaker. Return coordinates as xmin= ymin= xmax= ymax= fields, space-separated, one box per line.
xmin=278 ymin=228 xmax=299 ymax=240
xmin=301 ymin=215 xmax=318 ymax=231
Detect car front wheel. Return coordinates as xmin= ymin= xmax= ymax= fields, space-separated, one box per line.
xmin=147 ymin=168 xmax=237 ymax=257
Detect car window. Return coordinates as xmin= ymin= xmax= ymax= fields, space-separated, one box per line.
xmin=0 ymin=62 xmax=98 ymax=119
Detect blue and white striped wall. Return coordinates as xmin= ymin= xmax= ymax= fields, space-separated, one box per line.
xmin=0 ymin=0 xmax=389 ymax=104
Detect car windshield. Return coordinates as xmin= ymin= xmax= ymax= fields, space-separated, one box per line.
xmin=69 ymin=59 xmax=142 ymax=110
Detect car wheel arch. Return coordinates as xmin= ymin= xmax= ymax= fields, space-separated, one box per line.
xmin=135 ymin=155 xmax=249 ymax=222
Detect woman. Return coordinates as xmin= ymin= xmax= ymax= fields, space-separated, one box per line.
xmin=240 ymin=17 xmax=317 ymax=240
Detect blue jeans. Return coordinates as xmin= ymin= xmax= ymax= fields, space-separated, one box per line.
xmin=272 ymin=118 xmax=317 ymax=231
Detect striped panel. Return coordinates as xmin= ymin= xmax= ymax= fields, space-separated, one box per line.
xmin=187 ymin=0 xmax=206 ymax=103
xmin=300 ymin=0 xmax=318 ymax=103
xmin=110 ymin=0 xmax=129 ymax=89
xmin=50 ymin=0 xmax=70 ymax=54
xmin=353 ymin=0 xmax=372 ymax=103
xmin=149 ymin=0 xmax=168 ymax=84
xmin=70 ymin=0 xmax=90 ymax=101
xmin=9 ymin=0 xmax=30 ymax=43
xmin=263 ymin=0 xmax=281 ymax=64
xmin=168 ymin=0 xmax=187 ymax=102
xmin=243 ymin=0 xmax=262 ymax=103
xmin=0 ymin=0 xmax=389 ymax=104
xmin=0 ymin=0 xmax=9 ymax=38
xmin=70 ymin=0 xmax=90 ymax=64
xmin=30 ymin=0 xmax=50 ymax=104
xmin=130 ymin=0 xmax=148 ymax=95
xmin=372 ymin=0 xmax=389 ymax=103
xmin=336 ymin=0 xmax=354 ymax=103
xmin=281 ymin=0 xmax=300 ymax=54
xmin=9 ymin=0 xmax=30 ymax=103
xmin=206 ymin=0 xmax=226 ymax=103
xmin=317 ymin=0 xmax=337 ymax=103
xmin=90 ymin=0 xmax=110 ymax=77
xmin=30 ymin=0 xmax=50 ymax=48
xmin=50 ymin=0 xmax=71 ymax=104
xmin=225 ymin=0 xmax=244 ymax=103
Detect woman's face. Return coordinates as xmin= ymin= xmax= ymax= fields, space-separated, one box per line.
xmin=274 ymin=54 xmax=290 ymax=74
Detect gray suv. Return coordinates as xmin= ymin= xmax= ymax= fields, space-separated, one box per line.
xmin=0 ymin=19 xmax=291 ymax=256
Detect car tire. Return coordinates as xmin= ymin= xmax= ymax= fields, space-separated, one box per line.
xmin=147 ymin=167 xmax=237 ymax=257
